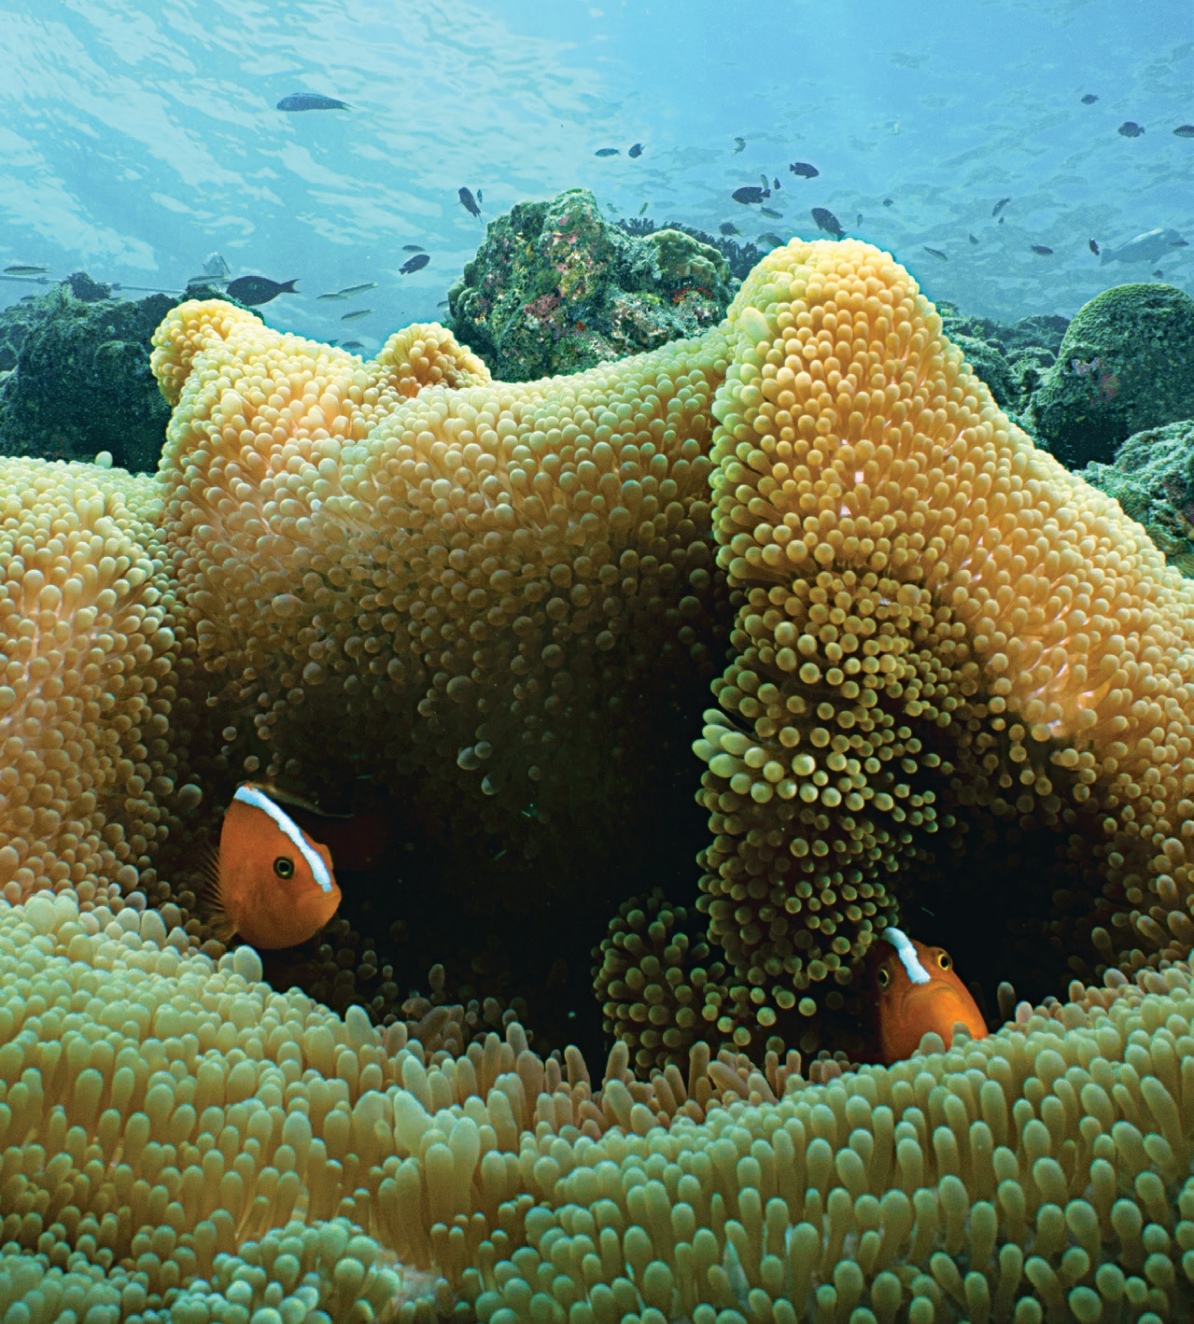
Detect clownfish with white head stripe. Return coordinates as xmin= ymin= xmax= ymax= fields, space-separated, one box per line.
xmin=872 ymin=926 xmax=988 ymax=1064
xmin=200 ymin=783 xmax=342 ymax=948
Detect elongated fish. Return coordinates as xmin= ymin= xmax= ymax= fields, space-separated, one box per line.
xmin=277 ymin=92 xmax=349 ymax=112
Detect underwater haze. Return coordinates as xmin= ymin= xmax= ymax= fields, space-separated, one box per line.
xmin=1 ymin=0 xmax=1191 ymax=340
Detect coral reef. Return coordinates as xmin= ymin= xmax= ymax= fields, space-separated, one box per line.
xmin=0 ymin=284 xmax=180 ymax=472
xmin=2 ymin=886 xmax=1194 ymax=1321
xmin=3 ymin=236 xmax=1194 ymax=1318
xmin=1084 ymin=420 xmax=1194 ymax=577
xmin=448 ymin=188 xmax=734 ymax=380
xmin=936 ymin=303 xmax=1069 ymax=420
xmin=1029 ymin=283 xmax=1194 ymax=468
xmin=617 ymin=216 xmax=765 ymax=283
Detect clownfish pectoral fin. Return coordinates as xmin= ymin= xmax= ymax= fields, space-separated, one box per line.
xmin=194 ymin=841 xmax=237 ymax=943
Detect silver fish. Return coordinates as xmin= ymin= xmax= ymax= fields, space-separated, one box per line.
xmin=1100 ymin=227 xmax=1186 ymax=265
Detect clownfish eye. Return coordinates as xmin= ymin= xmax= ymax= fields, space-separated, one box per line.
xmin=937 ymin=951 xmax=952 ymax=971
xmin=877 ymin=966 xmax=891 ymax=989
xmin=274 ymin=856 xmax=295 ymax=880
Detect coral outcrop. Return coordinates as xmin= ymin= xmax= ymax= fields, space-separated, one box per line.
xmin=447 ymin=188 xmax=734 ymax=380
xmin=936 ymin=305 xmax=1068 ymax=421
xmin=1029 ymin=283 xmax=1194 ymax=468
xmin=1084 ymin=420 xmax=1194 ymax=577
xmin=0 ymin=284 xmax=179 ymax=472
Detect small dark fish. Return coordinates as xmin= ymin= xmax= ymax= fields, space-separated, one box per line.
xmin=476 ymin=190 xmax=482 ymax=203
xmin=719 ymin=222 xmax=741 ymax=235
xmin=341 ymin=340 xmax=364 ymax=350
xmin=992 ymin=197 xmax=1010 ymax=217
xmin=760 ymin=173 xmax=770 ymax=190
xmin=758 ymin=232 xmax=785 ymax=248
xmin=811 ymin=207 xmax=843 ymax=238
xmin=969 ymin=233 xmax=979 ymax=245
xmin=225 ymin=275 xmax=297 ymax=306
xmin=458 ymin=187 xmax=481 ymax=217
xmin=317 ymin=292 xmax=348 ymax=301
xmin=789 ymin=162 xmax=819 ymax=178
xmin=733 ymin=137 xmax=746 ymax=153
xmin=760 ymin=206 xmax=783 ymax=219
xmin=399 ymin=254 xmax=430 ymax=274
xmin=341 ymin=308 xmax=373 ymax=321
xmin=1118 ymin=121 xmax=1145 ymax=138
xmin=338 ymin=282 xmax=376 ymax=296
xmin=4 ymin=264 xmax=48 ymax=275
xmin=856 ymin=212 xmax=863 ymax=226
xmin=638 ymin=202 xmax=649 ymax=215
xmin=594 ymin=147 xmax=619 ymax=157
xmin=628 ymin=142 xmax=643 ymax=158
xmin=998 ymin=216 xmax=1005 ymax=225
xmin=732 ymin=186 xmax=768 ymax=204
xmin=1154 ymin=269 xmax=1164 ymax=277
xmin=773 ymin=177 xmax=781 ymax=190
xmin=1081 ymin=94 xmax=1098 ymax=105
xmin=882 ymin=197 xmax=893 ymax=207
xmin=923 ymin=246 xmax=947 ymax=260
xmin=402 ymin=244 xmax=425 ymax=253
xmin=276 ymin=93 xmax=349 ymax=112
xmin=1031 ymin=244 xmax=1054 ymax=255
xmin=1174 ymin=125 xmax=1194 ymax=138
xmin=436 ymin=299 xmax=449 ymax=307
xmin=1089 ymin=238 xmax=1100 ymax=255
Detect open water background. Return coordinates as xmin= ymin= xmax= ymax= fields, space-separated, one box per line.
xmin=0 ymin=0 xmax=1190 ymax=337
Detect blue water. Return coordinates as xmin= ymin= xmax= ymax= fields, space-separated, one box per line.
xmin=1 ymin=0 xmax=1190 ymax=341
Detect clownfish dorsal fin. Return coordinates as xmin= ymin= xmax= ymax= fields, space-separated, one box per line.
xmin=194 ymin=839 xmax=237 ymax=943
xmin=235 ymin=783 xmax=335 ymax=893
xmin=250 ymin=779 xmax=353 ymax=819
xmin=882 ymin=926 xmax=931 ymax=984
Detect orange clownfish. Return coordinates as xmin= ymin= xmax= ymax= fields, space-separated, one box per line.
xmin=201 ymin=783 xmax=342 ymax=949
xmin=873 ymin=927 xmax=989 ymax=1064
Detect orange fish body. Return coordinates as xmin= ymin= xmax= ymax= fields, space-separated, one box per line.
xmin=205 ymin=783 xmax=342 ymax=949
xmin=873 ymin=927 xmax=988 ymax=1064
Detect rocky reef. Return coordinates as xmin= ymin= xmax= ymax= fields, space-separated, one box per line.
xmin=0 ymin=281 xmax=179 ymax=472
xmin=447 ymin=188 xmax=735 ymax=380
xmin=1028 ymin=282 xmax=1194 ymax=468
xmin=1083 ymin=419 xmax=1194 ymax=576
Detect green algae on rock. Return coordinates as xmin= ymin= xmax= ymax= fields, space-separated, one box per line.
xmin=0 ymin=281 xmax=179 ymax=472
xmin=1083 ymin=418 xmax=1194 ymax=576
xmin=447 ymin=187 xmax=734 ymax=381
xmin=1029 ymin=282 xmax=1194 ymax=469
xmin=936 ymin=301 xmax=1069 ymax=420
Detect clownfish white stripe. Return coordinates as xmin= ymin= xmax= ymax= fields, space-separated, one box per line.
xmin=883 ymin=926 xmax=930 ymax=984
xmin=234 ymin=783 xmax=334 ymax=893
